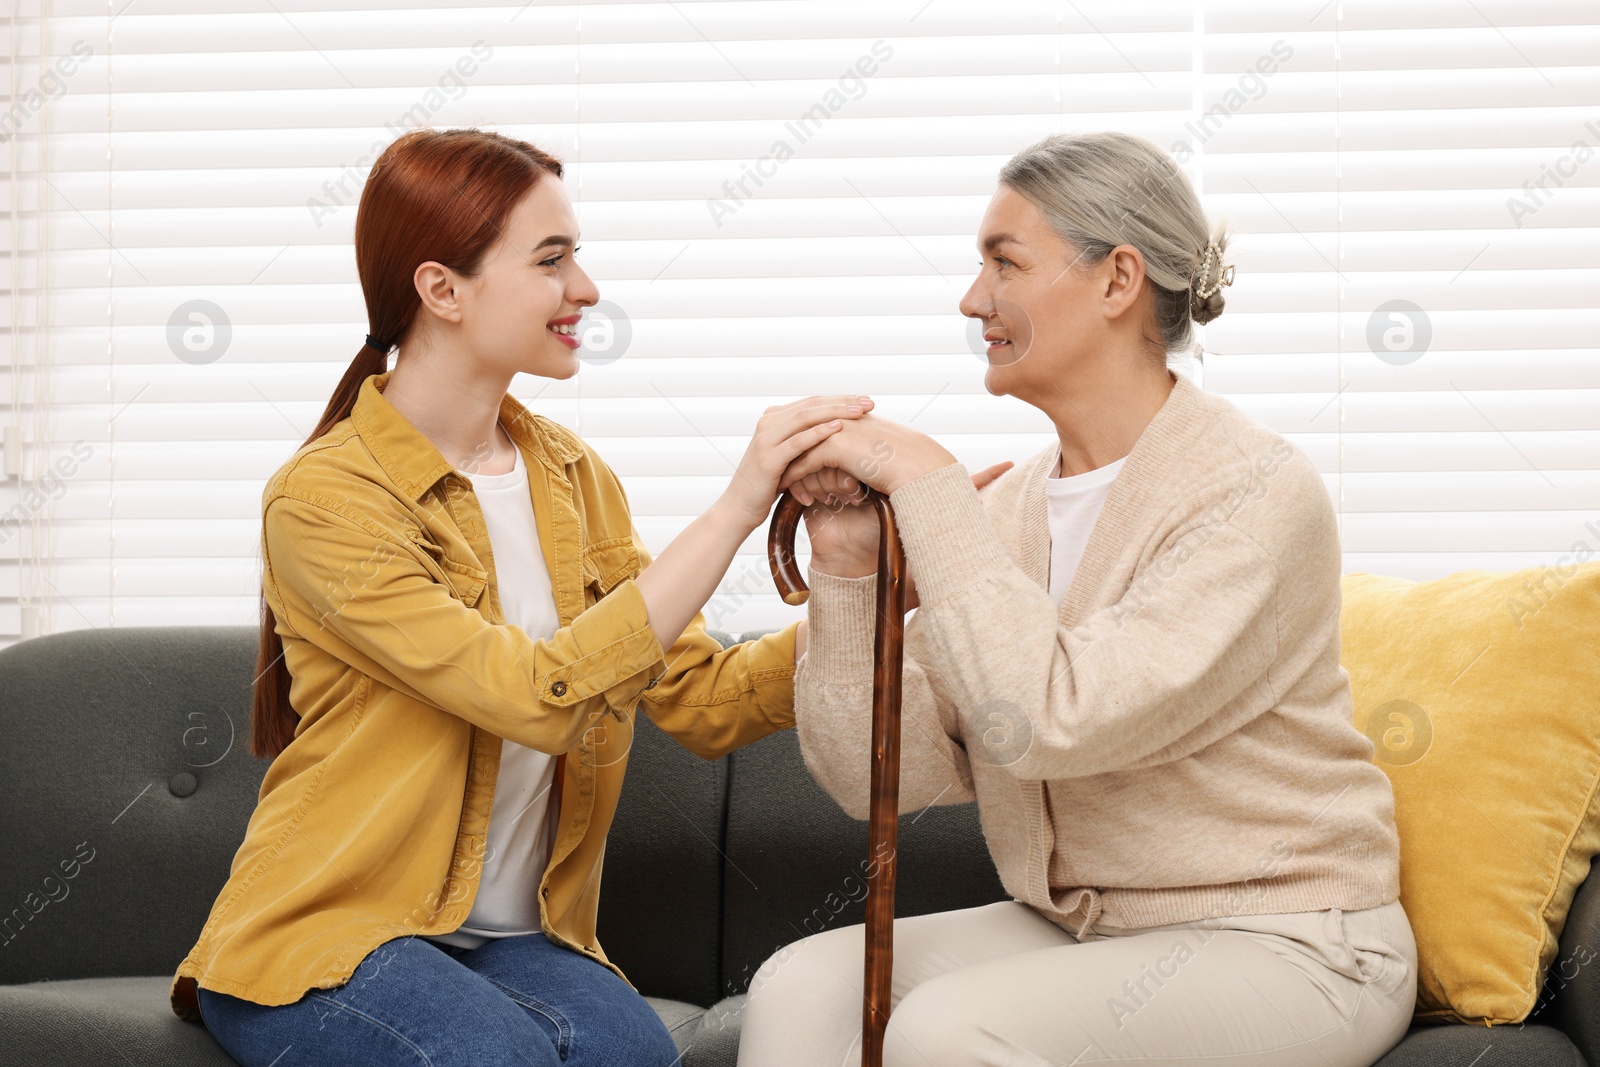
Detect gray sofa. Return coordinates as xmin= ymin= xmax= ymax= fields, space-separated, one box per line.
xmin=1 ymin=625 xmax=1594 ymax=1066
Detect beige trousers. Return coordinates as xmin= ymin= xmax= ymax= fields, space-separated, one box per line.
xmin=736 ymin=899 xmax=1417 ymax=1067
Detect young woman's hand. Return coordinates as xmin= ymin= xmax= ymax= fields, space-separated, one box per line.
xmin=776 ymin=413 xmax=956 ymax=499
xmin=717 ymin=395 xmax=876 ymax=532
xmin=800 ymin=460 xmax=1016 ymax=597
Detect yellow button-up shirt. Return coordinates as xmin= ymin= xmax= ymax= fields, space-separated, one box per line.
xmin=170 ymin=368 xmax=799 ymax=1021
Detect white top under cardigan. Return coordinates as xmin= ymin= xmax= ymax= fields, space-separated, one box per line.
xmin=424 ymin=435 xmax=561 ymax=950
xmin=1045 ymin=453 xmax=1128 ymax=607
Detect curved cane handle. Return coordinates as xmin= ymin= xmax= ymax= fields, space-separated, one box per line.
xmin=767 ymin=490 xmax=810 ymax=606
xmin=766 ymin=489 xmax=906 ymax=605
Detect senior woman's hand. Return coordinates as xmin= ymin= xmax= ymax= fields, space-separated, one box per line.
xmin=795 ymin=459 xmax=1014 ymax=597
xmin=780 ymin=413 xmax=1012 ymax=596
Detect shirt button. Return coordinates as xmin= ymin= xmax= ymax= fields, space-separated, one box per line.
xmin=551 ymin=681 xmax=568 ymax=696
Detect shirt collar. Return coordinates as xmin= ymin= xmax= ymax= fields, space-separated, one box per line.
xmin=351 ymin=368 xmax=584 ymax=502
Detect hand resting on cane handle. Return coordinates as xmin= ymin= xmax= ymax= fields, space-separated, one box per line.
xmin=632 ymin=393 xmax=875 ymax=654
xmin=777 ymin=414 xmax=1013 ymax=610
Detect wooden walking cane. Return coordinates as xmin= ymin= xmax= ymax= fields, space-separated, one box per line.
xmin=768 ymin=487 xmax=906 ymax=1067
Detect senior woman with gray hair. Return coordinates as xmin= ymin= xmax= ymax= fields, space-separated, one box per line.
xmin=743 ymin=130 xmax=1417 ymax=1067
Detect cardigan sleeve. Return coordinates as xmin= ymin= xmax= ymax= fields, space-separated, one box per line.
xmin=886 ymin=460 xmax=1281 ymax=781
xmin=794 ymin=566 xmax=976 ymax=821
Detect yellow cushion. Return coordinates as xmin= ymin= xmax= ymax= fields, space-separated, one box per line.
xmin=1340 ymin=562 xmax=1600 ymax=1026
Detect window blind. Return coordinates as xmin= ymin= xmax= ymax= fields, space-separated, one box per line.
xmin=2 ymin=0 xmax=1596 ymax=645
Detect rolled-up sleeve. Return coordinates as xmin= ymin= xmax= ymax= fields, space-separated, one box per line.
xmin=263 ymin=492 xmax=668 ymax=753
xmin=630 ymin=520 xmax=801 ymax=760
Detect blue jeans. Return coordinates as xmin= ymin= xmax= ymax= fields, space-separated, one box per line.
xmin=196 ymin=931 xmax=680 ymax=1066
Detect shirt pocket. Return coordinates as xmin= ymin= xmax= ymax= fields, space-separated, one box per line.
xmin=581 ymin=536 xmax=640 ymax=606
xmin=408 ymin=530 xmax=489 ymax=609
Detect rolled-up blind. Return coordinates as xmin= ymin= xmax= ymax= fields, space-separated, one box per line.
xmin=2 ymin=0 xmax=1596 ymax=644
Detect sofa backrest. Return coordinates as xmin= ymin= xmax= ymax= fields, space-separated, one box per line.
xmin=592 ymin=649 xmax=729 ymax=1006
xmin=0 ymin=625 xmax=269 ymax=985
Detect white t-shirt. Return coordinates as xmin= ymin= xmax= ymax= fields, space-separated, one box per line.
xmin=1045 ymin=451 xmax=1128 ymax=608
xmin=424 ymin=433 xmax=561 ymax=950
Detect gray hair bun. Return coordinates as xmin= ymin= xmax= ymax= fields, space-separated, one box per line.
xmin=1189 ymin=238 xmax=1234 ymax=325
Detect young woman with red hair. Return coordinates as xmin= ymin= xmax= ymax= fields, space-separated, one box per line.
xmin=168 ymin=127 xmax=904 ymax=1067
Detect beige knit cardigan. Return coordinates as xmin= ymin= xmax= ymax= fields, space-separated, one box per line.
xmin=795 ymin=370 xmax=1401 ymax=936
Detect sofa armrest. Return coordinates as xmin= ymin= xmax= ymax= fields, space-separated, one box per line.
xmin=1555 ymin=864 xmax=1600 ymax=1064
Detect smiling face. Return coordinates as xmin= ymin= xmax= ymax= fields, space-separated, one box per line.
xmin=959 ymin=183 xmax=1154 ymax=406
xmin=433 ymin=175 xmax=599 ymax=380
